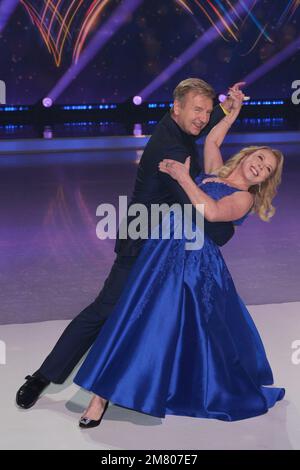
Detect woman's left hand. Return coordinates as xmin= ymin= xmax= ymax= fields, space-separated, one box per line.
xmin=158 ymin=157 xmax=191 ymax=184
xmin=227 ymin=88 xmax=245 ymax=111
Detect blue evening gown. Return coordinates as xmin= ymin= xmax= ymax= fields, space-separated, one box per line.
xmin=74 ymin=173 xmax=285 ymax=421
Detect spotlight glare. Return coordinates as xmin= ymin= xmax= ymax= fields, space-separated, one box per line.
xmin=42 ymin=97 xmax=53 ymax=108
xmin=133 ymin=123 xmax=143 ymax=136
xmin=133 ymin=95 xmax=142 ymax=106
xmin=43 ymin=126 xmax=53 ymax=139
xmin=218 ymin=94 xmax=227 ymax=103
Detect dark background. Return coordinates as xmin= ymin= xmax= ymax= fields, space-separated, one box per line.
xmin=0 ymin=0 xmax=299 ymax=104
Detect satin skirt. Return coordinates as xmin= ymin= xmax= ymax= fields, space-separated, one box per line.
xmin=74 ymin=213 xmax=285 ymax=421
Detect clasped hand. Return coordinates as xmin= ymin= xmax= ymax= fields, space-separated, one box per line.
xmin=158 ymin=156 xmax=191 ymax=184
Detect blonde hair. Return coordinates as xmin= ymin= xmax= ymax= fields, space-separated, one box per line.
xmin=215 ymin=146 xmax=284 ymax=222
xmin=172 ymin=78 xmax=215 ymax=110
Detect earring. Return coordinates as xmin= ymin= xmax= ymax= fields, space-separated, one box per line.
xmin=258 ymin=183 xmax=261 ymax=193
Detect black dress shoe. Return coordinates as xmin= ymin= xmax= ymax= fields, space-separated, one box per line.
xmin=16 ymin=374 xmax=50 ymax=409
xmin=79 ymin=401 xmax=109 ymax=429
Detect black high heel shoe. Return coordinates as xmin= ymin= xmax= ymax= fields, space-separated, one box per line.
xmin=79 ymin=401 xmax=109 ymax=429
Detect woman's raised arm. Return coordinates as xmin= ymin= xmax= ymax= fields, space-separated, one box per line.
xmin=204 ymin=89 xmax=244 ymax=174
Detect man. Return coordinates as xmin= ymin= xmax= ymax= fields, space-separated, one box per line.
xmin=16 ymin=78 xmax=240 ymax=408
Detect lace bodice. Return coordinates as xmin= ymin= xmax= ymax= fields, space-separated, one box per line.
xmin=194 ymin=173 xmax=251 ymax=226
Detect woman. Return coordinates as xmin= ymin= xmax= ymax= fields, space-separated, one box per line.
xmin=74 ymin=90 xmax=285 ymax=427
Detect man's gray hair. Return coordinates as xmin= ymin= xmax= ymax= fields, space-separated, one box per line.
xmin=173 ymin=78 xmax=215 ymax=106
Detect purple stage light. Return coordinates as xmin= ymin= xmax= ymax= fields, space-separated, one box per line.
xmin=133 ymin=95 xmax=142 ymax=106
xmin=137 ymin=0 xmax=254 ymax=100
xmin=43 ymin=126 xmax=53 ymax=139
xmin=242 ymin=35 xmax=300 ymax=87
xmin=46 ymin=0 xmax=143 ymax=103
xmin=218 ymin=94 xmax=227 ymax=103
xmin=133 ymin=123 xmax=142 ymax=136
xmin=0 ymin=0 xmax=19 ymax=33
xmin=42 ymin=97 xmax=53 ymax=108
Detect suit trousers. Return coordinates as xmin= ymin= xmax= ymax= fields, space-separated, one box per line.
xmin=37 ymin=254 xmax=138 ymax=384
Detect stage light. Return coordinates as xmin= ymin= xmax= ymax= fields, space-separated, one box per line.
xmin=218 ymin=94 xmax=227 ymax=103
xmin=0 ymin=105 xmax=29 ymax=112
xmin=43 ymin=126 xmax=53 ymax=139
xmin=138 ymin=0 xmax=253 ymax=100
xmin=46 ymin=0 xmax=143 ymax=103
xmin=133 ymin=123 xmax=143 ymax=136
xmin=242 ymin=36 xmax=300 ymax=92
xmin=133 ymin=96 xmax=142 ymax=106
xmin=42 ymin=97 xmax=53 ymax=108
xmin=0 ymin=0 xmax=19 ymax=33
xmin=60 ymin=103 xmax=118 ymax=111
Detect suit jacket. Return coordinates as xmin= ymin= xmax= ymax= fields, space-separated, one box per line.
xmin=114 ymin=105 xmax=234 ymax=256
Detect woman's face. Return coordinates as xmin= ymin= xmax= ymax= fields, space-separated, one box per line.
xmin=241 ymin=149 xmax=278 ymax=185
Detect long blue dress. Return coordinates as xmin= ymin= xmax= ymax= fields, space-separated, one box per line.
xmin=74 ymin=173 xmax=285 ymax=421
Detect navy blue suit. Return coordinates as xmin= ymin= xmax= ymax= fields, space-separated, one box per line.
xmin=38 ymin=106 xmax=234 ymax=383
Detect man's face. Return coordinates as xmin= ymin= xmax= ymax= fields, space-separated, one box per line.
xmin=173 ymin=91 xmax=213 ymax=135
